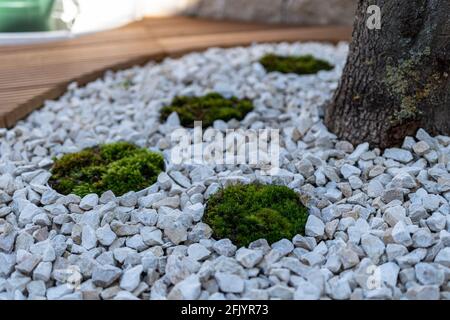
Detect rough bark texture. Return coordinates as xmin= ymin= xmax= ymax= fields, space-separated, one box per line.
xmin=325 ymin=0 xmax=450 ymax=149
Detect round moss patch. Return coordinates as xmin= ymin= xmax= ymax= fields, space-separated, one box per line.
xmin=159 ymin=92 xmax=254 ymax=128
xmin=204 ymin=183 xmax=308 ymax=247
xmin=259 ymin=54 xmax=334 ymax=75
xmin=49 ymin=142 xmax=164 ymax=197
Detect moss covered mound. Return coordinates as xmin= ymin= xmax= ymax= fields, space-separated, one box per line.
xmin=204 ymin=183 xmax=308 ymax=247
xmin=49 ymin=142 xmax=164 ymax=197
xmin=160 ymin=92 xmax=254 ymax=128
xmin=259 ymin=54 xmax=334 ymax=75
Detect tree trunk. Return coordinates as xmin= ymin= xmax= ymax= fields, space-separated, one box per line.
xmin=325 ymin=0 xmax=450 ymax=149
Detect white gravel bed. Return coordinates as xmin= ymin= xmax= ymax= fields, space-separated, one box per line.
xmin=0 ymin=42 xmax=450 ymax=300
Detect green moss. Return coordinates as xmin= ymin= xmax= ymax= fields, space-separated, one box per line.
xmin=259 ymin=54 xmax=334 ymax=75
xmin=385 ymin=59 xmax=423 ymax=124
xmin=159 ymin=93 xmax=254 ymax=128
xmin=49 ymin=142 xmax=164 ymax=197
xmin=384 ymin=48 xmax=443 ymax=125
xmin=204 ymin=183 xmax=309 ymax=247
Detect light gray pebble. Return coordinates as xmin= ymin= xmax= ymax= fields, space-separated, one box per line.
xmin=305 ymin=215 xmax=325 ymax=238
xmin=96 ymin=224 xmax=117 ymax=247
xmin=120 ymin=265 xmax=143 ymax=292
xmin=79 ymin=194 xmax=98 ymax=210
xmin=235 ymin=248 xmax=263 ymax=268
xmin=215 ymin=272 xmax=244 ymax=293
xmin=92 ymin=265 xmax=122 ymax=288
xmin=212 ymin=239 xmax=237 ymax=257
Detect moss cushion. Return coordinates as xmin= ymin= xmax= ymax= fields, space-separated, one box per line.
xmin=160 ymin=92 xmax=254 ymax=128
xmin=204 ymin=183 xmax=309 ymax=247
xmin=259 ymin=54 xmax=334 ymax=75
xmin=49 ymin=142 xmax=164 ymax=197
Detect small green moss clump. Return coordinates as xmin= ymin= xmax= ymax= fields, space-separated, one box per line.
xmin=204 ymin=183 xmax=309 ymax=247
xmin=49 ymin=142 xmax=164 ymax=197
xmin=259 ymin=54 xmax=334 ymax=75
xmin=160 ymin=93 xmax=254 ymax=128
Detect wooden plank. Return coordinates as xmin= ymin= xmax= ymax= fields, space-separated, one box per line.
xmin=0 ymin=18 xmax=272 ymax=54
xmin=0 ymin=17 xmax=351 ymax=128
xmin=158 ymin=27 xmax=351 ymax=55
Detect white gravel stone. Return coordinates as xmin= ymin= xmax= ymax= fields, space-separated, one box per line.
xmin=190 ymin=167 xmax=215 ymax=183
xmin=348 ymin=176 xmax=363 ymax=189
xmin=367 ymin=180 xmax=384 ymax=198
xmin=324 ymin=188 xmax=342 ymax=202
xmin=188 ymin=243 xmax=211 ymax=261
xmin=184 ymin=203 xmax=205 ymax=222
xmin=126 ymin=235 xmax=146 ymax=251
xmin=81 ymin=225 xmax=97 ymax=250
xmin=92 ymin=265 xmax=122 ymax=288
xmin=168 ymin=275 xmax=201 ymax=300
xmin=114 ymin=291 xmax=139 ymax=300
xmin=272 ymin=239 xmax=294 ymax=256
xmin=119 ymin=192 xmax=138 ymax=207
xmin=305 ymin=215 xmax=325 ymax=238
xmin=427 ymin=212 xmax=446 ymax=232
xmin=329 ymin=278 xmax=351 ymax=300
xmin=141 ymin=227 xmax=164 ymax=246
xmin=335 ymin=141 xmax=354 ymax=153
xmin=16 ymin=254 xmax=41 ymax=275
xmin=235 ymin=248 xmax=263 ymax=268
xmin=212 ymin=239 xmax=237 ymax=257
xmin=27 ymin=280 xmax=47 ymax=297
xmin=412 ymin=229 xmax=434 ymax=248
xmin=165 ymin=224 xmax=188 ymax=245
xmin=414 ymin=263 xmax=444 ymax=286
xmin=96 ymin=224 xmax=117 ymax=247
xmin=435 ymin=248 xmax=450 ymax=267
xmin=369 ymin=165 xmax=385 ymax=178
xmin=382 ymin=188 xmax=404 ymax=203
xmin=391 ymin=172 xmax=417 ymax=189
xmin=30 ymin=241 xmax=55 ymax=262
xmin=47 ymin=284 xmax=73 ymax=300
xmin=120 ymin=265 xmax=143 ymax=292
xmin=406 ymin=285 xmax=440 ymax=300
xmin=413 ymin=141 xmax=430 ymax=156
xmin=392 ymin=221 xmax=413 ymax=247
xmin=0 ymin=253 xmax=15 ymax=277
xmin=348 ymin=143 xmax=369 ymax=161
xmin=384 ymin=148 xmax=413 ymax=163
xmin=361 ymin=234 xmax=385 ymax=262
xmin=215 ymin=273 xmax=244 ymax=293
xmin=157 ymin=172 xmax=173 ymax=190
xmin=384 ymin=206 xmax=409 ymax=228
xmin=340 ymin=164 xmax=361 ymax=179
xmin=79 ymin=194 xmax=98 ymax=210
xmin=339 ymin=247 xmax=360 ymax=269
xmin=19 ymin=202 xmax=43 ymax=226
xmin=379 ymin=262 xmax=400 ymax=288
xmin=33 ymin=262 xmax=52 ymax=282
xmin=293 ymin=281 xmax=321 ymax=300
xmin=169 ymin=171 xmax=191 ymax=189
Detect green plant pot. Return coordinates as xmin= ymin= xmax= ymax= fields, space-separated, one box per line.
xmin=0 ymin=0 xmax=55 ymax=32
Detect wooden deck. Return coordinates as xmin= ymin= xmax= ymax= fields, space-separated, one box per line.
xmin=0 ymin=17 xmax=351 ymax=128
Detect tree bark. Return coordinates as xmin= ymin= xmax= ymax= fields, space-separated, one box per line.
xmin=325 ymin=0 xmax=450 ymax=149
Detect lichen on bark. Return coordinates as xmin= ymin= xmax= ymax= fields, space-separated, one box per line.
xmin=385 ymin=45 xmax=448 ymax=125
xmin=384 ymin=50 xmax=428 ymax=125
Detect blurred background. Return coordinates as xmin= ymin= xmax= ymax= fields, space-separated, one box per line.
xmin=0 ymin=0 xmax=356 ymax=43
xmin=0 ymin=0 xmax=355 ymax=128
